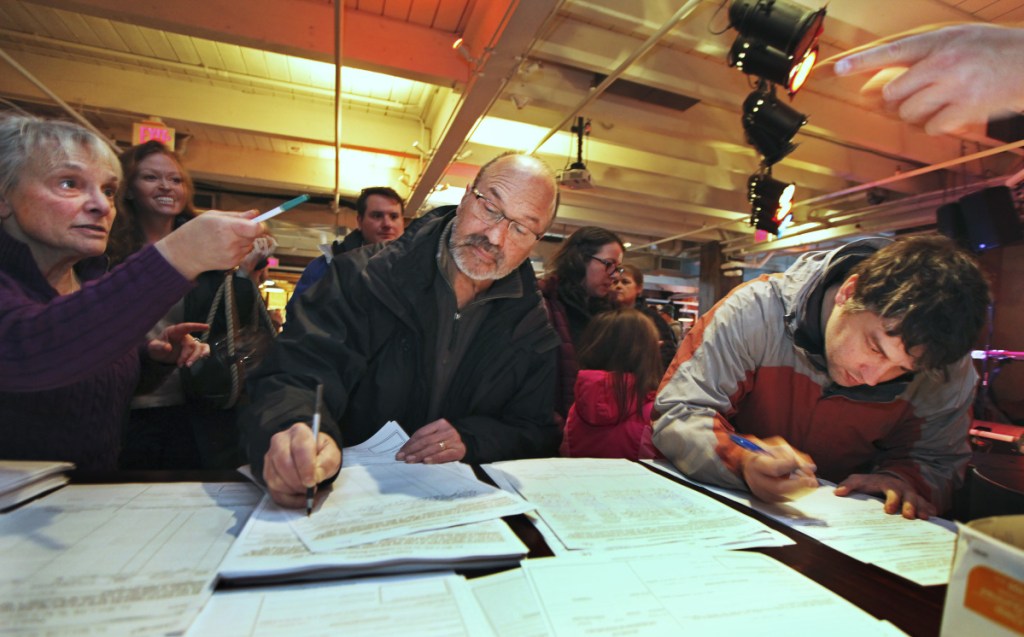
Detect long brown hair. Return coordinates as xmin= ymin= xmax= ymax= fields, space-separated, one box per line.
xmin=107 ymin=140 xmax=196 ymax=265
xmin=577 ymin=308 xmax=661 ymax=419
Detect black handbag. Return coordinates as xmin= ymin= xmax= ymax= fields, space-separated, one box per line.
xmin=181 ymin=273 xmax=276 ymax=409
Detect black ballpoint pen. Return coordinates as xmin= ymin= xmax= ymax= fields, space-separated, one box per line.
xmin=306 ymin=383 xmax=324 ymax=516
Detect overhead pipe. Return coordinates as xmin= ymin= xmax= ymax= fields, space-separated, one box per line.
xmin=528 ymin=0 xmax=703 ymax=155
xmin=0 ymin=30 xmax=406 ymax=110
xmin=0 ymin=44 xmax=116 ymax=149
xmin=333 ymin=0 xmax=344 ymax=216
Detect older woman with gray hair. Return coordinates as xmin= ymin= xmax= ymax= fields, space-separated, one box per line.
xmin=0 ymin=113 xmax=262 ymax=470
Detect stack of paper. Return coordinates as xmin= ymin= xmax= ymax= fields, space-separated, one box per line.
xmin=190 ymin=546 xmax=907 ymax=636
xmin=0 ymin=459 xmax=74 ymax=511
xmin=0 ymin=482 xmax=261 ymax=636
xmin=218 ymin=422 xmax=534 ymax=584
xmin=482 ymin=457 xmax=792 ymax=554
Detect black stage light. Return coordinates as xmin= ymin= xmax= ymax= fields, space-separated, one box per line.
xmin=748 ymin=172 xmax=795 ymax=236
xmin=742 ymin=87 xmax=807 ymax=165
xmin=727 ymin=0 xmax=825 ymax=95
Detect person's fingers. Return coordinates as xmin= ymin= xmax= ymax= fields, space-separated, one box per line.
xmin=313 ymin=433 xmax=342 ymax=484
xmin=268 ymin=489 xmax=307 ymax=509
xmin=263 ymin=425 xmax=311 ymax=497
xmin=398 ymin=428 xmax=464 ymax=464
xmin=924 ymin=103 xmax=978 ymax=136
xmin=858 ymin=67 xmax=907 ymax=103
xmin=289 ymin=425 xmax=318 ymax=488
xmin=183 ymin=341 xmax=209 ymax=367
xmin=882 ymin=488 xmax=901 ymax=515
xmin=770 ymin=474 xmax=819 ymax=500
xmin=901 ymin=499 xmax=917 ymax=520
xmin=833 ymin=31 xmax=940 ymax=76
xmin=422 ymin=437 xmax=465 ymax=464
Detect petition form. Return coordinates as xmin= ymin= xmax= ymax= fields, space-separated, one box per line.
xmin=288 ymin=462 xmax=534 ymax=552
xmin=0 ymin=482 xmax=260 ymax=637
xmin=646 ymin=459 xmax=956 ymax=586
xmin=187 ymin=573 xmax=495 ymax=637
xmin=219 ymin=495 xmax=527 ymax=583
xmin=483 ymin=458 xmax=790 ymax=552
xmin=520 ymin=546 xmax=906 ymax=636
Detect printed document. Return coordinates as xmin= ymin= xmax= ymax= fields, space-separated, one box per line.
xmin=518 ymin=546 xmax=907 ymax=636
xmin=483 ymin=458 xmax=790 ymax=552
xmin=187 ymin=573 xmax=495 ymax=637
xmin=0 ymin=482 xmax=260 ymax=636
xmin=645 ymin=459 xmax=955 ymax=586
xmin=288 ymin=461 xmax=534 ymax=552
xmin=219 ymin=494 xmax=527 ymax=583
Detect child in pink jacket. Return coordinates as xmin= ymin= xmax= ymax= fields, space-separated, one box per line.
xmin=560 ymin=308 xmax=665 ymax=460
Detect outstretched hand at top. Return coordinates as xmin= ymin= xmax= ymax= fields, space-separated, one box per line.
xmin=830 ymin=23 xmax=1024 ymax=136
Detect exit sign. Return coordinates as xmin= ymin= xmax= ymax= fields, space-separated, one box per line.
xmin=132 ymin=121 xmax=175 ymax=150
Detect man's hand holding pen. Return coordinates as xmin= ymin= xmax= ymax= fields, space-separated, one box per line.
xmin=263 ymin=419 xmax=341 ymax=510
xmin=733 ymin=435 xmax=819 ymax=504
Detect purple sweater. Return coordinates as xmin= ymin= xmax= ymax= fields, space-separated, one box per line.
xmin=0 ymin=228 xmax=192 ymax=470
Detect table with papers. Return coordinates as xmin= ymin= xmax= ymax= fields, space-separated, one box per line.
xmin=0 ymin=444 xmax=950 ymax=636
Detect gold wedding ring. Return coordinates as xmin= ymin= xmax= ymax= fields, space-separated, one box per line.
xmin=439 ymin=440 xmax=447 ymax=451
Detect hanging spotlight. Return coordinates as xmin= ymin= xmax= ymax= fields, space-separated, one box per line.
xmin=748 ymin=172 xmax=795 ymax=236
xmin=727 ymin=0 xmax=825 ymax=95
xmin=742 ymin=85 xmax=808 ymax=165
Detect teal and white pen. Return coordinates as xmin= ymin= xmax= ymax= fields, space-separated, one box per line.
xmin=254 ymin=193 xmax=310 ymax=223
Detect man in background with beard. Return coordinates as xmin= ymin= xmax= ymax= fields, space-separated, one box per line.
xmin=241 ymin=152 xmax=561 ymax=508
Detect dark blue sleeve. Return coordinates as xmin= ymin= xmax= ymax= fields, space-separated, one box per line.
xmin=285 ymin=255 xmax=329 ymax=317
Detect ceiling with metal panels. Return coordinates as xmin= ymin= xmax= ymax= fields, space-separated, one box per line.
xmin=2 ymin=0 xmax=1023 ymax=267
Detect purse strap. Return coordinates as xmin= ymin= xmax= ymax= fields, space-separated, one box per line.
xmin=198 ymin=273 xmax=244 ymax=408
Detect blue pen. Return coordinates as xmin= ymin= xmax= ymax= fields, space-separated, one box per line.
xmin=729 ymin=433 xmax=772 ymax=455
xmin=253 ymin=193 xmax=310 ymax=223
xmin=730 ymin=433 xmax=816 ymax=479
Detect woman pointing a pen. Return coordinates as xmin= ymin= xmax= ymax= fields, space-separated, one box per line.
xmin=0 ymin=113 xmax=263 ymax=470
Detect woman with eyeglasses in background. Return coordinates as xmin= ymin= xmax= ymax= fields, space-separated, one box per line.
xmin=610 ymin=263 xmax=678 ymax=374
xmin=538 ymin=225 xmax=625 ymax=423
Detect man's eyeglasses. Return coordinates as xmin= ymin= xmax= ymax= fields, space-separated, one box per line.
xmin=469 ymin=187 xmax=544 ymax=247
xmin=590 ymin=255 xmax=625 ymax=276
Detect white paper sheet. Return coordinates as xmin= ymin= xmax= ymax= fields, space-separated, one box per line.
xmin=0 ymin=482 xmax=260 ymax=637
xmin=219 ymin=494 xmax=527 ymax=583
xmin=186 ymin=573 xmax=496 ymax=637
xmin=469 ymin=568 xmax=551 ymax=637
xmin=482 ymin=458 xmax=791 ymax=552
xmin=645 ymin=459 xmax=956 ymax=586
xmin=287 ymin=462 xmax=534 ymax=552
xmin=521 ymin=546 xmax=907 ymax=636
xmin=342 ymin=420 xmax=409 ymax=465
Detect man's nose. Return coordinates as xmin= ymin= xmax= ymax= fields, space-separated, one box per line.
xmin=483 ymin=221 xmax=508 ymax=246
xmin=861 ymin=363 xmax=897 ymax=386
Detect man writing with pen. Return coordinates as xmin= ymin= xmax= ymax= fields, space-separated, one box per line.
xmin=653 ymin=236 xmax=990 ymax=520
xmin=239 ymin=152 xmax=562 ymax=509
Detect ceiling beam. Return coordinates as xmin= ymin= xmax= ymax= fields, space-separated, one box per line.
xmin=22 ymin=0 xmax=469 ymax=86
xmin=406 ymin=0 xmax=563 ymax=212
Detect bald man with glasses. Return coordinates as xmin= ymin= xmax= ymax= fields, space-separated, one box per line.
xmin=241 ymin=152 xmax=562 ymax=509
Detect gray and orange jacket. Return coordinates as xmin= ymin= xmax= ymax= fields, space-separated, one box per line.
xmin=652 ymin=238 xmax=976 ymax=513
